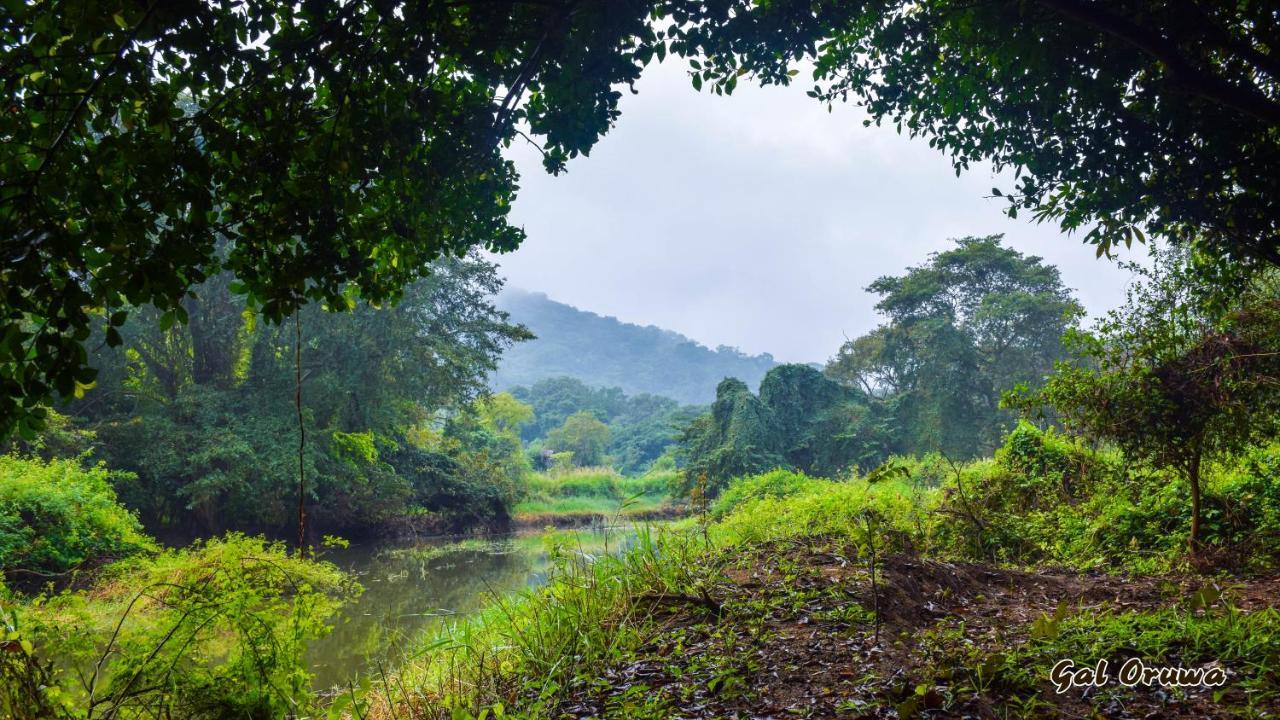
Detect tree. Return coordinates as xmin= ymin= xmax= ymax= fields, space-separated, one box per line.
xmin=827 ymin=236 xmax=1081 ymax=457
xmin=669 ymin=0 xmax=1280 ymax=267
xmin=544 ymin=411 xmax=612 ymax=468
xmin=677 ymin=367 xmax=889 ymax=494
xmin=66 ymin=253 xmax=530 ymax=532
xmin=676 ymin=378 xmax=787 ymax=496
xmin=758 ymin=364 xmax=885 ymax=477
xmin=0 ymin=0 xmax=657 ymax=438
xmin=1013 ymin=250 xmax=1280 ymax=553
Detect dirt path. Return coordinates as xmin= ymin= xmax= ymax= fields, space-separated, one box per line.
xmin=556 ymin=538 xmax=1280 ymax=719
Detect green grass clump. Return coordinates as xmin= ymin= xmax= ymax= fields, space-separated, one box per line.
xmin=0 ymin=455 xmax=155 ymax=577
xmin=709 ymin=469 xmax=828 ymax=519
xmin=516 ymin=467 xmax=673 ymax=519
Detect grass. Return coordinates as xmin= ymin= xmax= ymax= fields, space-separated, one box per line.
xmin=512 ymin=467 xmax=677 ymax=524
xmin=351 ymin=431 xmax=1280 ymax=718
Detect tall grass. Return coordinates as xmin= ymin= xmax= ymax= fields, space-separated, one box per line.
xmin=361 ymin=525 xmax=717 ymax=719
xmin=514 ymin=467 xmax=677 ymax=521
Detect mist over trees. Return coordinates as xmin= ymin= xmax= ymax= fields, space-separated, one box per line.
xmin=492 ymin=289 xmax=777 ymax=405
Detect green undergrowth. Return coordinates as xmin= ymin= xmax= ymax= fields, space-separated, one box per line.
xmin=514 ymin=467 xmax=675 ymax=519
xmin=2 ymin=533 xmax=354 ymax=719
xmin=0 ymin=455 xmax=155 ymax=579
xmin=356 ymin=425 xmax=1280 ymax=718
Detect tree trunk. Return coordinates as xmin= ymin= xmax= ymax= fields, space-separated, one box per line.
xmin=1188 ymin=450 xmax=1203 ymax=555
xmin=295 ymin=313 xmax=307 ymax=559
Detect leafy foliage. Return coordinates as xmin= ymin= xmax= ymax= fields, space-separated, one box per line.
xmin=511 ymin=376 xmax=703 ymax=474
xmin=1013 ymin=249 xmax=1280 ymax=549
xmin=3 ymin=534 xmax=350 ymax=719
xmin=0 ymin=0 xmax=660 ymax=439
xmin=543 ymin=411 xmax=612 ymax=468
xmin=63 ymin=254 xmax=530 ymax=534
xmin=827 ymin=235 xmax=1081 ymax=458
xmin=678 ymin=367 xmax=891 ymax=495
xmin=668 ymin=1 xmax=1280 ymax=265
xmin=0 ymin=456 xmax=153 ymax=579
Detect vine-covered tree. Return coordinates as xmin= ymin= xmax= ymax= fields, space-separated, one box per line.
xmin=677 ymin=367 xmax=889 ymax=495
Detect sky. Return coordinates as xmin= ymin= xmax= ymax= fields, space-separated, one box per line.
xmin=491 ymin=59 xmax=1145 ymax=365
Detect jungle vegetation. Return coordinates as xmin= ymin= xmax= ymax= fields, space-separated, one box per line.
xmin=3 ymin=1 xmax=1280 ymax=718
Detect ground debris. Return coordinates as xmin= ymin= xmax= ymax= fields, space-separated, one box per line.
xmin=551 ymin=537 xmax=1280 ymax=719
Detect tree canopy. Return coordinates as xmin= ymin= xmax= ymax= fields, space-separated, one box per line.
xmin=1 ymin=0 xmax=654 ymax=437
xmin=826 ymin=235 xmax=1081 ymax=458
xmin=7 ymin=0 xmax=1277 ymax=438
xmin=671 ymin=0 xmax=1280 ymax=265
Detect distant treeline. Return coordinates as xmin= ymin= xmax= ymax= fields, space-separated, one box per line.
xmin=491 ymin=289 xmax=777 ymax=405
xmin=508 ymin=376 xmax=703 ymax=474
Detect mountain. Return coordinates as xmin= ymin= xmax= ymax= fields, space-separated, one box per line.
xmin=490 ymin=289 xmax=778 ymax=405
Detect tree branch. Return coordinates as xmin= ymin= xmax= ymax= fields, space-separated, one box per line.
xmin=1036 ymin=0 xmax=1280 ymax=125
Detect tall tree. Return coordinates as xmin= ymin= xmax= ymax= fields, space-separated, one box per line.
xmin=827 ymin=236 xmax=1081 ymax=457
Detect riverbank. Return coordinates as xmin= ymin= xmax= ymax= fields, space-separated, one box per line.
xmin=358 ymin=446 xmax=1280 ymax=719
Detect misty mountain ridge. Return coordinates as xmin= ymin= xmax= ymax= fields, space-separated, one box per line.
xmin=490 ymin=288 xmax=778 ymax=405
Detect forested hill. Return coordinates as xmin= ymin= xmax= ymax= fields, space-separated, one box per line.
xmin=491 ymin=289 xmax=777 ymax=404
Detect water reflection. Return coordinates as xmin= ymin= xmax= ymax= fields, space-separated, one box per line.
xmin=308 ymin=527 xmax=634 ymax=689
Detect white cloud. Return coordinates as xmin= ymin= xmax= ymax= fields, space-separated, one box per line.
xmin=492 ymin=59 xmax=1142 ymax=364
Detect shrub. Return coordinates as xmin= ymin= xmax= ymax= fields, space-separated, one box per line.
xmin=710 ymin=469 xmax=827 ymax=519
xmin=3 ymin=534 xmax=351 ymax=719
xmin=0 ymin=456 xmax=154 ymax=578
xmin=713 ymin=474 xmax=930 ymax=551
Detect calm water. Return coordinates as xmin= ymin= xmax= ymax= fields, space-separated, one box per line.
xmin=307 ymin=526 xmax=637 ymax=689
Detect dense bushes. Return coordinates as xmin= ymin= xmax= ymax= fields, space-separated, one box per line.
xmin=0 ymin=456 xmax=154 ymax=578
xmin=699 ymin=423 xmax=1280 ymax=573
xmin=2 ymin=534 xmax=350 ymax=719
xmin=931 ymin=424 xmax=1280 ymax=571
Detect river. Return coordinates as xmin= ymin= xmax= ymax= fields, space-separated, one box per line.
xmin=306 ymin=525 xmax=638 ymax=689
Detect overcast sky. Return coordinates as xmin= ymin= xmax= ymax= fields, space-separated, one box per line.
xmin=492 ymin=59 xmax=1144 ymax=365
